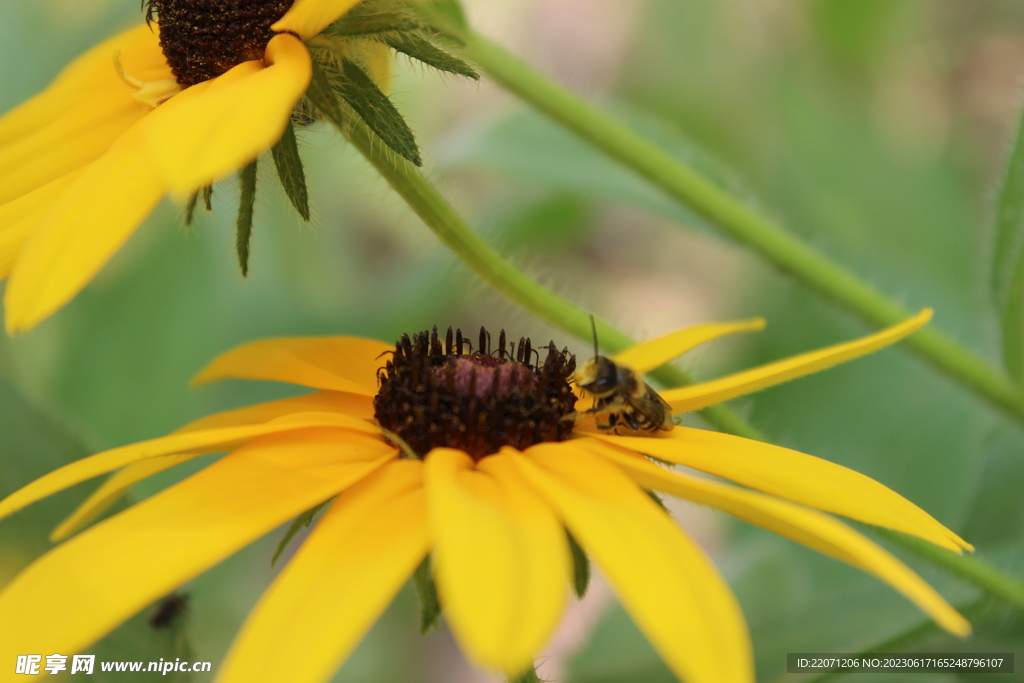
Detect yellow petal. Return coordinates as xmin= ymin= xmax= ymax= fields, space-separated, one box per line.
xmin=426 ymin=449 xmax=569 ymax=675
xmin=145 ymin=34 xmax=312 ymax=196
xmin=193 ymin=337 xmax=391 ymax=394
xmin=0 ymin=429 xmax=395 ymax=659
xmin=661 ymin=310 xmax=932 ymax=413
xmin=217 ymin=460 xmax=428 ymax=683
xmin=0 ymin=172 xmax=81 ymax=280
xmin=51 ymin=454 xmax=197 ymax=542
xmin=272 ymin=0 xmax=365 ymax=40
xmin=49 ymin=392 xmax=375 ymax=541
xmin=3 ymin=121 xmax=167 ymax=333
xmin=593 ymin=429 xmax=972 ymax=552
xmin=512 ymin=443 xmax=752 ymax=683
xmin=0 ymin=24 xmax=167 ymax=149
xmin=362 ymin=41 xmax=392 ymax=92
xmin=0 ymin=88 xmax=149 ymax=208
xmin=178 ymin=390 xmax=374 ymax=432
xmin=0 ymin=412 xmax=383 ymax=525
xmin=612 ymin=318 xmax=765 ymax=374
xmin=595 ymin=443 xmax=971 ymax=637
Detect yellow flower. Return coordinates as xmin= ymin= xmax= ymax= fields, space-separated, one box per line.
xmin=0 ymin=0 xmax=468 ymax=333
xmin=0 ymin=310 xmax=970 ymax=683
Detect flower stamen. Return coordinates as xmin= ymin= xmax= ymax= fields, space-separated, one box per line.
xmin=145 ymin=0 xmax=294 ymax=87
xmin=374 ymin=327 xmax=578 ymax=460
xmin=113 ymin=51 xmax=181 ymax=108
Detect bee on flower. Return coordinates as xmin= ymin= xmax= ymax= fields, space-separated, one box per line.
xmin=0 ymin=311 xmax=971 ymax=683
xmin=0 ymin=0 xmax=477 ymax=333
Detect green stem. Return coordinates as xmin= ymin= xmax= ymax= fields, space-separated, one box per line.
xmin=802 ymin=598 xmax=992 ymax=683
xmin=869 ymin=527 xmax=1024 ymax=611
xmin=444 ymin=27 xmax=1024 ymax=427
xmin=345 ymin=120 xmax=763 ymax=441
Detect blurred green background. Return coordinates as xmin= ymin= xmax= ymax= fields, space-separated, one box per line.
xmin=1 ymin=0 xmax=1023 ymax=681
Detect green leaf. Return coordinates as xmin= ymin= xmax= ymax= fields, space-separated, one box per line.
xmin=381 ymin=33 xmax=478 ymax=80
xmin=645 ymin=489 xmax=668 ymax=512
xmin=509 ymin=666 xmax=543 ymax=683
xmin=566 ymin=529 xmax=591 ymax=599
xmin=271 ymin=501 xmax=328 ymax=567
xmin=992 ymin=100 xmax=1024 ymax=383
xmin=410 ymin=0 xmax=470 ymax=35
xmin=337 ymin=57 xmax=422 ymax=166
xmin=305 ymin=58 xmax=345 ymax=131
xmin=235 ymin=158 xmax=258 ymax=277
xmin=271 ymin=120 xmax=310 ymax=222
xmin=329 ymin=11 xmax=420 ymax=36
xmin=413 ymin=554 xmax=442 ymax=633
xmin=184 ymin=191 xmax=199 ymax=226
xmin=185 ymin=186 xmax=214 ymax=225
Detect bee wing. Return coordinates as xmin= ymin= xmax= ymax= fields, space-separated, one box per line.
xmin=626 ymin=387 xmax=675 ymax=430
xmin=645 ymin=384 xmax=673 ymax=412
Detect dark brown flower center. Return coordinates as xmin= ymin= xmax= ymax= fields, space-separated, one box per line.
xmin=145 ymin=0 xmax=295 ymax=87
xmin=374 ymin=327 xmax=578 ymax=460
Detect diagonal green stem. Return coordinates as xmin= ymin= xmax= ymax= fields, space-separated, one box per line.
xmin=439 ymin=25 xmax=1024 ymax=427
xmin=868 ymin=527 xmax=1024 ymax=612
xmin=345 ymin=120 xmax=763 ymax=441
xmin=802 ymin=598 xmax=992 ymax=683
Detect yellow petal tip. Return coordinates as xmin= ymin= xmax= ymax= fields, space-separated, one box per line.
xmin=947 ymin=614 xmax=973 ymax=639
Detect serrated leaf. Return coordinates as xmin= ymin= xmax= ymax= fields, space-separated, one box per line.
xmin=382 ymin=33 xmax=478 ymax=80
xmin=992 ymin=101 xmax=1024 ymax=383
xmin=328 ymin=11 xmax=420 ymax=36
xmin=337 ymin=57 xmax=422 ymax=166
xmin=413 ymin=554 xmax=442 ymax=633
xmin=235 ymin=159 xmax=258 ymax=277
xmin=271 ymin=120 xmax=310 ymax=222
xmin=271 ymin=501 xmax=328 ymax=567
xmin=566 ymin=529 xmax=591 ymax=599
xmin=305 ymin=57 xmax=345 ymax=131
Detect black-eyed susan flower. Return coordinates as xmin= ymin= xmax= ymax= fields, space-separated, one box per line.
xmin=0 ymin=310 xmax=971 ymax=683
xmin=0 ymin=0 xmax=476 ymax=333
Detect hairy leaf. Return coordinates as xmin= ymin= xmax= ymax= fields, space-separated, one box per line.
xmin=337 ymin=58 xmax=422 ymax=166
xmin=271 ymin=501 xmax=329 ymax=567
xmin=329 ymin=11 xmax=420 ymax=36
xmin=413 ymin=554 xmax=442 ymax=633
xmin=567 ymin=529 xmax=591 ymax=599
xmin=235 ymin=159 xmax=258 ymax=277
xmin=382 ymin=32 xmax=478 ymax=79
xmin=410 ymin=0 xmax=470 ymax=35
xmin=184 ymin=191 xmax=200 ymax=226
xmin=305 ymin=57 xmax=345 ymax=131
xmin=271 ymin=121 xmax=310 ymax=222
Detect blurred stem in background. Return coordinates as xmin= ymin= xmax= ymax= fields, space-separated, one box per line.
xmin=803 ymin=598 xmax=994 ymax=683
xmin=868 ymin=527 xmax=1024 ymax=612
xmin=347 ymin=118 xmax=1024 ymax=616
xmin=345 ymin=119 xmax=761 ymax=440
xmin=416 ymin=8 xmax=1024 ymax=430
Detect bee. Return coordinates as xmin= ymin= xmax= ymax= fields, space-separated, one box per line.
xmin=572 ymin=317 xmax=674 ymax=432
